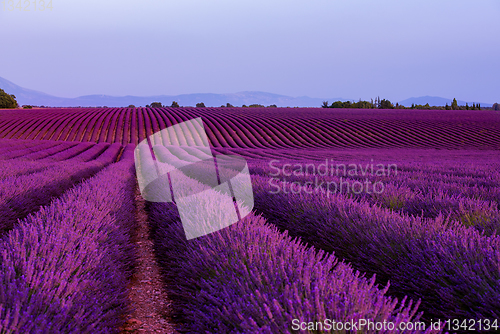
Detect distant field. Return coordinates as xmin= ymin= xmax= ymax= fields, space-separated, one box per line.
xmin=0 ymin=107 xmax=499 ymax=333
xmin=0 ymin=107 xmax=499 ymax=149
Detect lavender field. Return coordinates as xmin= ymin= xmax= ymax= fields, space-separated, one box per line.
xmin=0 ymin=107 xmax=499 ymax=333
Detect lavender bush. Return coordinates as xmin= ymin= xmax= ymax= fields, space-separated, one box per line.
xmin=0 ymin=144 xmax=122 ymax=234
xmin=69 ymin=142 xmax=110 ymax=162
xmin=0 ymin=141 xmax=59 ymax=160
xmin=40 ymin=142 xmax=95 ymax=161
xmin=0 ymin=159 xmax=137 ymax=333
xmin=251 ymin=175 xmax=500 ymax=321
xmin=147 ymin=202 xmax=439 ymax=333
xmin=0 ymin=160 xmax=55 ymax=180
xmin=18 ymin=142 xmax=77 ymax=161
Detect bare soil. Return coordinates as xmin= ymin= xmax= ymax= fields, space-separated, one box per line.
xmin=120 ymin=189 xmax=178 ymax=334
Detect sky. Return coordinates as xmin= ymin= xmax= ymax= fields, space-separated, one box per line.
xmin=0 ymin=0 xmax=499 ymax=103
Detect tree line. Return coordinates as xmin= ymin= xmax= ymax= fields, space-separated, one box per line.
xmin=143 ymin=102 xmax=278 ymax=108
xmin=322 ymin=97 xmax=488 ymax=110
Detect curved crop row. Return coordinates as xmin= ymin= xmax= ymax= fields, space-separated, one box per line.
xmin=0 ymin=160 xmax=55 ymax=180
xmin=0 ymin=108 xmax=498 ymax=149
xmin=0 ymin=158 xmax=137 ymax=333
xmin=19 ymin=142 xmax=77 ymax=161
xmin=250 ymin=175 xmax=500 ymax=321
xmin=139 ymin=150 xmax=439 ymax=332
xmin=253 ymin=158 xmax=500 ymax=233
xmin=0 ymin=141 xmax=61 ymax=160
xmin=40 ymin=142 xmax=95 ymax=161
xmin=147 ymin=203 xmax=437 ymax=334
xmin=0 ymin=144 xmax=122 ymax=234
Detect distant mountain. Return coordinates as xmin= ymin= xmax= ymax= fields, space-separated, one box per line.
xmin=0 ymin=76 xmax=494 ymax=108
xmin=399 ymin=95 xmax=493 ymax=108
xmin=0 ymin=76 xmax=62 ymax=106
xmin=0 ymin=77 xmax=346 ymax=108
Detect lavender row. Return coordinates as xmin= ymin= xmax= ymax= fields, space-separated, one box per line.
xmin=252 ymin=160 xmax=500 ymax=233
xmin=69 ymin=142 xmax=110 ymax=162
xmin=0 ymin=141 xmax=59 ymax=160
xmin=40 ymin=142 xmax=95 ymax=161
xmin=364 ymin=183 xmax=500 ymax=234
xmin=251 ymin=175 xmax=500 ymax=321
xmin=280 ymin=174 xmax=500 ymax=234
xmin=90 ymin=143 xmax=122 ymax=163
xmin=257 ymin=172 xmax=500 ymax=236
xmin=250 ymin=159 xmax=500 ymax=192
xmin=0 ymin=145 xmax=122 ymax=234
xmin=119 ymin=143 xmax=136 ymax=161
xmin=0 ymin=139 xmax=43 ymax=154
xmin=0 ymin=159 xmax=137 ymax=333
xmin=0 ymin=162 xmax=105 ymax=234
xmin=18 ymin=142 xmax=78 ymax=161
xmin=0 ymin=159 xmax=55 ymax=180
xmin=148 ymin=202 xmax=438 ymax=334
xmin=1 ymin=107 xmax=500 ymax=148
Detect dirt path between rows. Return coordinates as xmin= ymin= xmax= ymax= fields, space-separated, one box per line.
xmin=120 ymin=189 xmax=178 ymax=333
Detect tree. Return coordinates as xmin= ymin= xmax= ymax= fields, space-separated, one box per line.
xmin=128 ymin=104 xmax=136 ymax=108
xmin=322 ymin=101 xmax=329 ymax=108
xmin=226 ymin=103 xmax=234 ymax=107
xmin=493 ymin=103 xmax=500 ymax=111
xmin=451 ymin=98 xmax=458 ymax=110
xmin=171 ymin=101 xmax=180 ymax=108
xmin=379 ymin=99 xmax=394 ymax=109
xmin=445 ymin=103 xmax=451 ymax=110
xmin=0 ymin=89 xmax=18 ymax=109
xmin=196 ymin=102 xmax=206 ymax=108
xmin=330 ymin=101 xmax=343 ymax=108
xmin=150 ymin=102 xmax=163 ymax=108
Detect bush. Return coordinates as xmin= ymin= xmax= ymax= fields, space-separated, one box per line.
xmin=171 ymin=101 xmax=180 ymax=108
xmin=379 ymin=99 xmax=394 ymax=109
xmin=330 ymin=101 xmax=344 ymax=108
xmin=196 ymin=102 xmax=206 ymax=108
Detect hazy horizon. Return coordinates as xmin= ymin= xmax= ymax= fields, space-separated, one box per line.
xmin=1 ymin=0 xmax=498 ymax=103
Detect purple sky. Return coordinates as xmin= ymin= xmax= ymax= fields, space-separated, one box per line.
xmin=1 ymin=0 xmax=499 ymax=103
